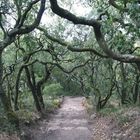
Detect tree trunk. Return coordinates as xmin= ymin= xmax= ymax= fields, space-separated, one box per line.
xmin=120 ymin=63 xmax=127 ymax=104
xmin=0 ymin=51 xmax=19 ymax=126
xmin=133 ymin=74 xmax=139 ymax=104
xmin=24 ymin=66 xmax=43 ymax=113
xmin=14 ymin=66 xmax=24 ymax=110
xmin=36 ymin=85 xmax=45 ymax=109
xmin=30 ymin=65 xmax=45 ymax=111
xmin=36 ymin=65 xmax=51 ymax=110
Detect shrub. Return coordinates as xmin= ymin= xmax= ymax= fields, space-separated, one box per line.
xmin=0 ymin=114 xmax=17 ymax=133
xmin=44 ymin=98 xmax=61 ymax=112
xmin=117 ymin=115 xmax=132 ymax=126
xmin=99 ymin=107 xmax=119 ymax=116
xmin=43 ymin=83 xmax=63 ymax=97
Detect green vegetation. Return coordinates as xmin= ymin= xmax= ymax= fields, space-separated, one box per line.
xmin=0 ymin=0 xmax=140 ymax=138
xmin=43 ymin=83 xmax=63 ymax=97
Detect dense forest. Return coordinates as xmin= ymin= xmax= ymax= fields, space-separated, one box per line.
xmin=0 ymin=0 xmax=140 ymax=139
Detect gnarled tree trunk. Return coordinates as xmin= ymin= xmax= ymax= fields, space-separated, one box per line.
xmin=0 ymin=51 xmax=19 ymax=126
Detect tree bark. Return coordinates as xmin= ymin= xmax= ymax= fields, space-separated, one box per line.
xmin=0 ymin=51 xmax=19 ymax=126
xmin=133 ymin=74 xmax=139 ymax=104
xmin=14 ymin=66 xmax=24 ymax=110
xmin=120 ymin=63 xmax=127 ymax=104
xmin=49 ymin=0 xmax=140 ymax=63
xmin=36 ymin=65 xmax=51 ymax=109
xmin=24 ymin=66 xmax=42 ymax=113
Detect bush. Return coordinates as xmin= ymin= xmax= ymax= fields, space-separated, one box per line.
xmin=0 ymin=114 xmax=17 ymax=133
xmin=43 ymin=83 xmax=63 ymax=97
xmin=133 ymin=124 xmax=140 ymax=136
xmin=44 ymin=98 xmax=61 ymax=112
xmin=99 ymin=107 xmax=119 ymax=116
xmin=18 ymin=93 xmax=34 ymax=110
xmin=117 ymin=115 xmax=132 ymax=126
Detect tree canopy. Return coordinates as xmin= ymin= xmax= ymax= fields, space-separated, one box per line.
xmin=0 ymin=0 xmax=140 ymax=132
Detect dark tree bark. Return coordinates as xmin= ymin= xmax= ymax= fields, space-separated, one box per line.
xmin=24 ymin=66 xmax=42 ymax=113
xmin=36 ymin=65 xmax=51 ymax=109
xmin=24 ymin=64 xmax=51 ymax=114
xmin=120 ymin=63 xmax=127 ymax=104
xmin=96 ymin=82 xmax=115 ymax=110
xmin=14 ymin=66 xmax=24 ymax=110
xmin=0 ymin=0 xmax=46 ymax=125
xmin=49 ymin=0 xmax=140 ymax=64
xmin=0 ymin=51 xmax=19 ymax=126
xmin=133 ymin=74 xmax=140 ymax=104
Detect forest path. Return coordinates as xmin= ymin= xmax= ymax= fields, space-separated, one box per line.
xmin=30 ymin=96 xmax=93 ymax=140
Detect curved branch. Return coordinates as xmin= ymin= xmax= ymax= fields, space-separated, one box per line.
xmin=0 ymin=0 xmax=46 ymax=51
xmin=15 ymin=0 xmax=40 ymax=28
xmin=109 ymin=0 xmax=128 ymax=12
xmin=14 ymin=66 xmax=24 ymax=110
xmin=94 ymin=29 xmax=140 ymax=63
xmin=131 ymin=47 xmax=140 ymax=54
xmin=39 ymin=59 xmax=91 ymax=74
xmin=49 ymin=0 xmax=100 ymax=28
xmin=49 ymin=0 xmax=140 ymax=63
xmin=37 ymin=64 xmax=51 ymax=87
xmin=13 ymin=0 xmax=22 ymax=27
xmin=67 ymin=46 xmax=108 ymax=58
xmin=37 ymin=27 xmax=108 ymax=58
xmin=9 ymin=0 xmax=46 ymax=36
xmin=0 ymin=19 xmax=6 ymax=38
xmin=23 ymin=48 xmax=50 ymax=63
xmin=37 ymin=27 xmax=67 ymax=46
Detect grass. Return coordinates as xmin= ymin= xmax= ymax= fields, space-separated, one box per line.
xmin=98 ymin=107 xmax=119 ymax=117
xmin=0 ymin=112 xmax=17 ymax=134
xmin=117 ymin=115 xmax=132 ymax=126
xmin=44 ymin=96 xmax=63 ymax=112
xmin=0 ymin=94 xmax=63 ymax=134
xmin=133 ymin=124 xmax=140 ymax=137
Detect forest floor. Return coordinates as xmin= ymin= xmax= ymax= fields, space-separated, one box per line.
xmin=1 ymin=96 xmax=140 ymax=140
xmin=23 ymin=96 xmax=93 ymax=140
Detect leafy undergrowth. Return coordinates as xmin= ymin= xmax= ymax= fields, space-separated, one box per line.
xmin=112 ymin=106 xmax=140 ymax=139
xmin=83 ymin=97 xmax=140 ymax=139
xmin=0 ymin=96 xmax=63 ymax=140
xmin=44 ymin=96 xmax=63 ymax=112
xmin=0 ymin=112 xmax=20 ymax=140
xmin=88 ymin=104 xmax=140 ymax=140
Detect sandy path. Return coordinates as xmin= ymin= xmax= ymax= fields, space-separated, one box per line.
xmin=30 ymin=97 xmax=93 ymax=140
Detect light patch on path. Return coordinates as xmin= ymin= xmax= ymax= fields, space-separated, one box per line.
xmin=30 ymin=97 xmax=93 ymax=140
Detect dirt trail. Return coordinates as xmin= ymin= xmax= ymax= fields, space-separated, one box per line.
xmin=29 ymin=97 xmax=93 ymax=140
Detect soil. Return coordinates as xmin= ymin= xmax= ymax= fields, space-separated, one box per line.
xmin=23 ymin=96 xmax=93 ymax=140
xmin=1 ymin=97 xmax=140 ymax=140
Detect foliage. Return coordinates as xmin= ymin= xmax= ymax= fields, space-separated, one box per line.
xmin=0 ymin=0 xmax=140 ymax=136
xmin=44 ymin=97 xmax=62 ymax=112
xmin=0 ymin=108 xmax=17 ymax=133
xmin=43 ymin=83 xmax=63 ymax=97
xmin=98 ymin=107 xmax=119 ymax=117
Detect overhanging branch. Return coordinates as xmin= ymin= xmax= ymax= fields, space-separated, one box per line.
xmin=38 ymin=59 xmax=91 ymax=74
xmin=49 ymin=0 xmax=100 ymax=28
xmin=37 ymin=27 xmax=108 ymax=58
xmin=9 ymin=0 xmax=46 ymax=36
xmin=109 ymin=0 xmax=128 ymax=12
xmin=67 ymin=46 xmax=108 ymax=58
xmin=49 ymin=0 xmax=140 ymax=63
